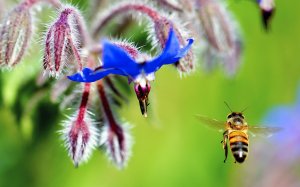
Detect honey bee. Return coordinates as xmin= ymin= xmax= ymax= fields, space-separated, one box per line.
xmin=196 ymin=103 xmax=281 ymax=163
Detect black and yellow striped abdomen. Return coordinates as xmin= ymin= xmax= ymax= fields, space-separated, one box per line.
xmin=229 ymin=131 xmax=249 ymax=163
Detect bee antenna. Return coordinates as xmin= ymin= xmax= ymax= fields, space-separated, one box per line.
xmin=224 ymin=101 xmax=233 ymax=112
xmin=241 ymin=105 xmax=249 ymax=113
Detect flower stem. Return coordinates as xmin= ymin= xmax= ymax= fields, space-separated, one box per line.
xmin=77 ymin=83 xmax=91 ymax=124
xmin=96 ymin=80 xmax=119 ymax=130
xmin=97 ymin=80 xmax=125 ymax=163
xmin=92 ymin=4 xmax=162 ymax=37
xmin=104 ymin=77 xmax=128 ymax=102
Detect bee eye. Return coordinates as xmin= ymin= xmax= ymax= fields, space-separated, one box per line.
xmin=227 ymin=114 xmax=232 ymax=119
xmin=237 ymin=113 xmax=244 ymax=119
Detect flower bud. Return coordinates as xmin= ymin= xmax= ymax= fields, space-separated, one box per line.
xmin=100 ymin=123 xmax=132 ymax=169
xmin=97 ymin=81 xmax=132 ymax=168
xmin=113 ymin=41 xmax=140 ymax=59
xmin=60 ymin=83 xmax=99 ymax=167
xmin=61 ymin=111 xmax=99 ymax=167
xmin=195 ymin=0 xmax=242 ymax=75
xmin=43 ymin=5 xmax=84 ymax=77
xmin=0 ymin=2 xmax=33 ymax=68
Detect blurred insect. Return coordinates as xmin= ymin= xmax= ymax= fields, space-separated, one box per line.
xmin=196 ymin=102 xmax=281 ymax=163
xmin=256 ymin=0 xmax=275 ymax=30
xmin=234 ymin=0 xmax=275 ymax=30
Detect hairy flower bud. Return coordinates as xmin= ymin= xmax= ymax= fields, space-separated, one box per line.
xmin=97 ymin=81 xmax=132 ymax=168
xmin=113 ymin=41 xmax=140 ymax=59
xmin=61 ymin=111 xmax=99 ymax=167
xmin=0 ymin=1 xmax=34 ymax=68
xmin=100 ymin=123 xmax=132 ymax=169
xmin=43 ymin=5 xmax=84 ymax=77
xmin=195 ymin=0 xmax=242 ymax=75
xmin=61 ymin=83 xmax=99 ymax=167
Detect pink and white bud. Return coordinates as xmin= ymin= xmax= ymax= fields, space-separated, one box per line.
xmin=60 ymin=83 xmax=99 ymax=167
xmin=195 ymin=0 xmax=242 ymax=75
xmin=61 ymin=111 xmax=99 ymax=167
xmin=97 ymin=81 xmax=133 ymax=169
xmin=100 ymin=122 xmax=132 ymax=169
xmin=0 ymin=1 xmax=35 ymax=68
xmin=43 ymin=5 xmax=85 ymax=78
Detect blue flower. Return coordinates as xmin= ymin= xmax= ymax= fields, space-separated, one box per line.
xmin=68 ymin=28 xmax=193 ymax=117
xmin=263 ymin=86 xmax=300 ymax=161
xmin=241 ymin=86 xmax=300 ymax=187
xmin=68 ymin=28 xmax=193 ymax=82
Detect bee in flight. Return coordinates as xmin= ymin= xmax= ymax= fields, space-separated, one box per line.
xmin=196 ymin=103 xmax=281 ymax=163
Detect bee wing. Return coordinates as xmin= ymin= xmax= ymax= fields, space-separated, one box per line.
xmin=195 ymin=115 xmax=225 ymax=132
xmin=248 ymin=126 xmax=282 ymax=138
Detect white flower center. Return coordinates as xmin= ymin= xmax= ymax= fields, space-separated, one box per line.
xmin=134 ymin=73 xmax=155 ymax=86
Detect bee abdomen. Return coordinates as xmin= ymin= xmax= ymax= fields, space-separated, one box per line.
xmin=229 ymin=132 xmax=249 ymax=163
xmin=230 ymin=141 xmax=248 ymax=163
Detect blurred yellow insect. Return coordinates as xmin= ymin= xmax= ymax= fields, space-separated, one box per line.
xmin=196 ymin=103 xmax=281 ymax=163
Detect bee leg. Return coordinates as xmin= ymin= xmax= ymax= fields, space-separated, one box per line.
xmin=222 ymin=130 xmax=229 ymax=163
xmin=224 ymin=143 xmax=228 ymax=163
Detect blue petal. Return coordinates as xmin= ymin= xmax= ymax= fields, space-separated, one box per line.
xmin=144 ymin=28 xmax=194 ymax=74
xmin=69 ymin=28 xmax=194 ymax=83
xmin=174 ymin=39 xmax=194 ymax=59
xmin=68 ymin=67 xmax=126 ymax=82
xmin=102 ymin=40 xmax=140 ymax=77
xmin=263 ymin=106 xmax=295 ymax=127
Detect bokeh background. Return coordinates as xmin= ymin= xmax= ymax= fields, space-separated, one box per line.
xmin=0 ymin=0 xmax=300 ymax=187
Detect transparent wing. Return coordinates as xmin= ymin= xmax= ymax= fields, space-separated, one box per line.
xmin=195 ymin=115 xmax=225 ymax=132
xmin=248 ymin=126 xmax=282 ymax=138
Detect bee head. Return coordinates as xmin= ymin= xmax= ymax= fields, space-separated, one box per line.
xmin=227 ymin=112 xmax=246 ymax=127
xmin=227 ymin=112 xmax=245 ymax=119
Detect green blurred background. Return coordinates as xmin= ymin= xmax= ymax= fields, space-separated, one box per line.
xmin=0 ymin=0 xmax=300 ymax=187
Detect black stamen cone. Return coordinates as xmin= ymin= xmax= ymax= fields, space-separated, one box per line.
xmin=261 ymin=8 xmax=275 ymax=31
xmin=139 ymin=99 xmax=148 ymax=117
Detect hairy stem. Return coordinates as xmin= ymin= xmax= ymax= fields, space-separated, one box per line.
xmin=92 ymin=3 xmax=162 ymax=37
xmin=77 ymin=83 xmax=91 ymax=123
xmin=97 ymin=80 xmax=118 ymax=128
